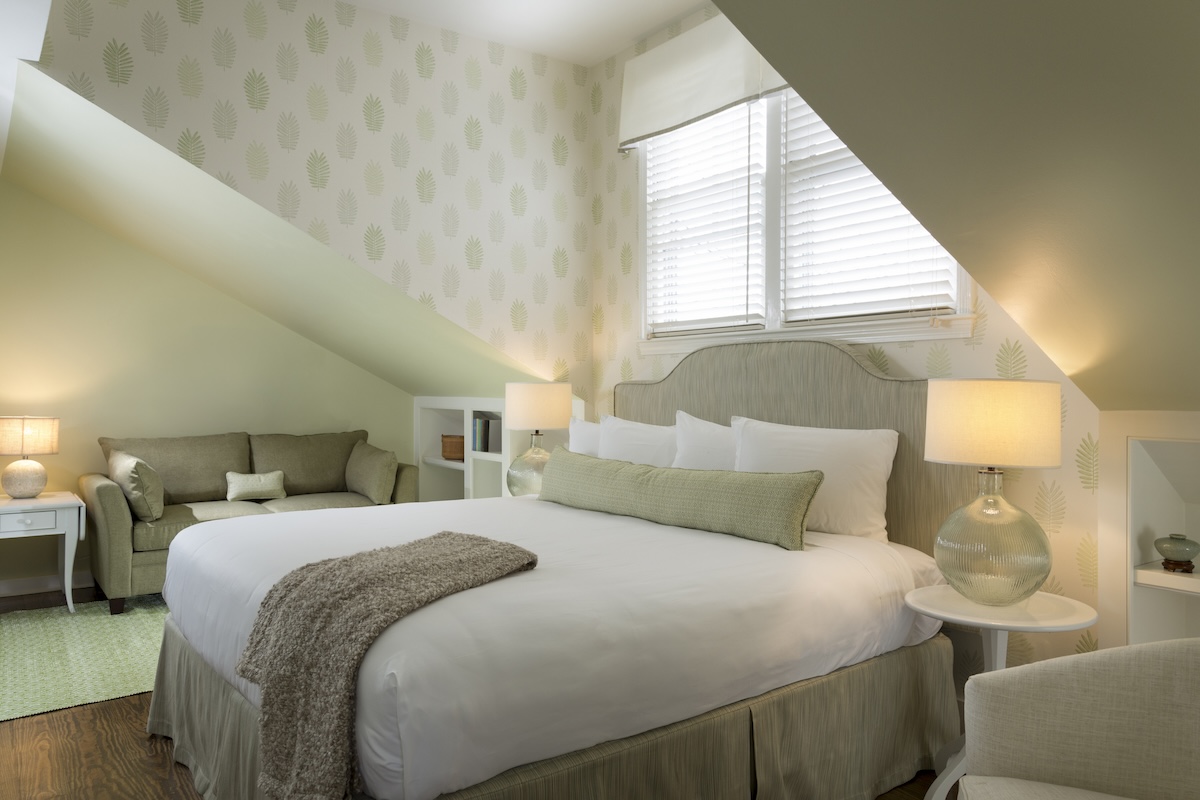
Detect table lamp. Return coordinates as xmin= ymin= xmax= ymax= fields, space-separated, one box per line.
xmin=0 ymin=416 xmax=61 ymax=499
xmin=505 ymin=382 xmax=572 ymax=496
xmin=924 ymin=380 xmax=1060 ymax=606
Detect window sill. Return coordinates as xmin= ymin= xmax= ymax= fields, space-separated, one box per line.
xmin=636 ymin=314 xmax=975 ymax=357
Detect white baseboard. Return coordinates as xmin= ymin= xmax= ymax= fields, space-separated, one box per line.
xmin=0 ymin=570 xmax=94 ymax=598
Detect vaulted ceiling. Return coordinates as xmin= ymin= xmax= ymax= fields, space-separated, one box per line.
xmin=716 ymin=0 xmax=1200 ymax=411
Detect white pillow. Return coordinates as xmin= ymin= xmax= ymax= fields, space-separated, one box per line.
xmin=732 ymin=417 xmax=899 ymax=541
xmin=671 ymin=410 xmax=735 ymax=470
xmin=226 ymin=470 xmax=286 ymax=502
xmin=568 ymin=417 xmax=601 ymax=457
xmin=597 ymin=416 xmax=676 ymax=467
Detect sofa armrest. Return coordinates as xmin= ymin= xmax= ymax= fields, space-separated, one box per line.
xmin=964 ymin=638 xmax=1200 ymax=799
xmin=77 ymin=473 xmax=135 ymax=599
xmin=392 ymin=462 xmax=418 ymax=504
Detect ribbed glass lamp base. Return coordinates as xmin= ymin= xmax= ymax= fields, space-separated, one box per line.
xmin=934 ymin=469 xmax=1051 ymax=606
xmin=506 ymin=434 xmax=550 ymax=496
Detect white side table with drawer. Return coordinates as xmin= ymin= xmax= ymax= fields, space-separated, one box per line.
xmin=0 ymin=491 xmax=86 ymax=612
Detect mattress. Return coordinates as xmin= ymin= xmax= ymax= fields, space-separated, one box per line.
xmin=162 ymin=495 xmax=943 ymax=800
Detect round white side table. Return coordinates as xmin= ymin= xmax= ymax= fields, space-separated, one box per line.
xmin=905 ymin=584 xmax=1098 ymax=800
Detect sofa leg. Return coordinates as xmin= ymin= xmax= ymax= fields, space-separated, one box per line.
xmin=109 ymin=598 xmax=126 ymax=615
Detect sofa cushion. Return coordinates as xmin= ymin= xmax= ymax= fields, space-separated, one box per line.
xmin=960 ymin=776 xmax=1133 ymax=800
xmin=99 ymin=433 xmax=251 ymax=504
xmin=226 ymin=470 xmax=286 ymax=501
xmin=261 ymin=492 xmax=375 ymax=513
xmin=132 ymin=501 xmax=269 ymax=552
xmin=346 ymin=440 xmax=399 ymax=505
xmin=107 ymin=450 xmax=165 ymax=522
xmin=249 ymin=431 xmax=367 ymax=496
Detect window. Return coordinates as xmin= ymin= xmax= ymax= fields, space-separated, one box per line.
xmin=641 ymin=88 xmax=968 ymax=345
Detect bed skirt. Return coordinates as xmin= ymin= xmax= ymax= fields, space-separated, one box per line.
xmin=147 ymin=614 xmax=957 ymax=800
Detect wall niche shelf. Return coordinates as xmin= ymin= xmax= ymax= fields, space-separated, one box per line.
xmin=1133 ymin=562 xmax=1200 ymax=595
xmin=1126 ymin=435 xmax=1200 ymax=643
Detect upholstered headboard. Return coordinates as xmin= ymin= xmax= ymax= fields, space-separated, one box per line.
xmin=613 ymin=340 xmax=975 ymax=555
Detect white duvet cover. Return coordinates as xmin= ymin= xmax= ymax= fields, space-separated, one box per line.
xmin=163 ymin=495 xmax=942 ymax=800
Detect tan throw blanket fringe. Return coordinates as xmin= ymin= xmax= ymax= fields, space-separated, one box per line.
xmin=236 ymin=531 xmax=538 ymax=800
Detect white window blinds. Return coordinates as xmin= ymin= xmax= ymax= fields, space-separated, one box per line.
xmin=644 ymin=101 xmax=768 ymax=336
xmin=641 ymin=88 xmax=963 ymax=339
xmin=781 ymin=92 xmax=959 ymax=323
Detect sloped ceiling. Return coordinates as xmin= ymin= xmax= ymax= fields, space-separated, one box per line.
xmin=2 ymin=63 xmax=537 ymax=398
xmin=717 ymin=0 xmax=1200 ymax=411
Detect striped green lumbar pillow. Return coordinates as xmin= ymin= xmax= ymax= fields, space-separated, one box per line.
xmin=538 ymin=447 xmax=823 ymax=550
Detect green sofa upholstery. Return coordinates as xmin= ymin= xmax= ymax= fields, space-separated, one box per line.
xmin=79 ymin=430 xmax=417 ymax=614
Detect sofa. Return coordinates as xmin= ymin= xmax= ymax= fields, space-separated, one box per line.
xmin=78 ymin=430 xmax=418 ymax=614
xmin=959 ymin=637 xmax=1200 ymax=799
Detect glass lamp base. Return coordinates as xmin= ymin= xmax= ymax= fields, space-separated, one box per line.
xmin=934 ymin=469 xmax=1051 ymax=606
xmin=507 ymin=435 xmax=550 ymax=496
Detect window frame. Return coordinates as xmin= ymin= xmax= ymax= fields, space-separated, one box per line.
xmin=637 ymin=92 xmax=975 ymax=357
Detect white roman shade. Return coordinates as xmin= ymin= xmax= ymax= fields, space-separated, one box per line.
xmin=618 ymin=14 xmax=785 ymax=149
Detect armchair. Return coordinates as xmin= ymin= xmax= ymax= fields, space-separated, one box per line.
xmin=960 ymin=637 xmax=1200 ymax=800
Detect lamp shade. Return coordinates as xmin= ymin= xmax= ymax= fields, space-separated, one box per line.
xmin=504 ymin=383 xmax=572 ymax=431
xmin=0 ymin=416 xmax=60 ymax=457
xmin=924 ymin=380 xmax=1060 ymax=469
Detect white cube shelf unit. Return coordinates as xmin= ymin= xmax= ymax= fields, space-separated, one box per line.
xmin=413 ymin=395 xmax=582 ymax=501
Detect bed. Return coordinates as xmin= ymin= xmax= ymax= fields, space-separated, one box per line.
xmin=148 ymin=339 xmax=970 ymax=800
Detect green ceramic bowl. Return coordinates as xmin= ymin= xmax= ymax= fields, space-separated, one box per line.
xmin=1154 ymin=533 xmax=1200 ymax=562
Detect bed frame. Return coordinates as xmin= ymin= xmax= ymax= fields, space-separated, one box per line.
xmin=148 ymin=339 xmax=964 ymax=800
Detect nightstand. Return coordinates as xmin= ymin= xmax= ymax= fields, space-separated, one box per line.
xmin=0 ymin=491 xmax=86 ymax=612
xmin=905 ymin=584 xmax=1098 ymax=800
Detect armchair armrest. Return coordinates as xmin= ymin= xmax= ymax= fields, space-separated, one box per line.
xmin=77 ymin=473 xmax=135 ymax=600
xmin=392 ymin=462 xmax=418 ymax=504
xmin=964 ymin=638 xmax=1200 ymax=800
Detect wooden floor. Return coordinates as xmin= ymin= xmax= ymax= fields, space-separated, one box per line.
xmin=0 ymin=590 xmax=943 ymax=799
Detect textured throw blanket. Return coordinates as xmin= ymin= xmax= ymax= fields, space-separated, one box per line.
xmin=236 ymin=531 xmax=538 ymax=800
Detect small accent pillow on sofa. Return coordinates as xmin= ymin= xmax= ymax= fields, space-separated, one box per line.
xmin=345 ymin=440 xmax=399 ymax=505
xmin=597 ymin=416 xmax=677 ymax=467
xmin=226 ymin=471 xmax=287 ymax=502
xmin=732 ymin=417 xmax=899 ymax=541
xmin=108 ymin=450 xmax=165 ymax=522
xmin=538 ymin=447 xmax=822 ymax=550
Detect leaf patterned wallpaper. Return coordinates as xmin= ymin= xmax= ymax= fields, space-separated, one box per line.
xmin=38 ymin=0 xmax=1101 ymax=664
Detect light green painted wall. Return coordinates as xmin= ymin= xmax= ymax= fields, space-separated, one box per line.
xmin=35 ymin=0 xmax=1102 ymax=664
xmin=0 ymin=177 xmax=414 ymax=583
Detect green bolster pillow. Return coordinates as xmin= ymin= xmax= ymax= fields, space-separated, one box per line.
xmin=537 ymin=447 xmax=823 ymax=551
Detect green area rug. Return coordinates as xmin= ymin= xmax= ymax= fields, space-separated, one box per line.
xmin=0 ymin=595 xmax=167 ymax=721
